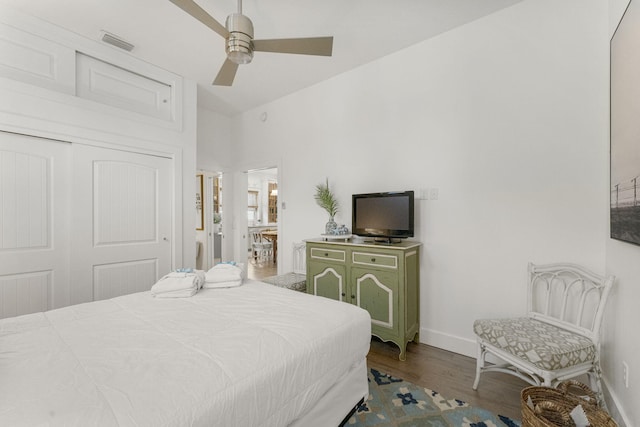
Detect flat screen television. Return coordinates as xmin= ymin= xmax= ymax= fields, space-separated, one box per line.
xmin=352 ymin=191 xmax=414 ymax=242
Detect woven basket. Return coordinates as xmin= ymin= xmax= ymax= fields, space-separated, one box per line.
xmin=521 ymin=380 xmax=617 ymax=427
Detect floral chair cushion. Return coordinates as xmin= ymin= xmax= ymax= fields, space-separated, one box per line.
xmin=473 ymin=317 xmax=596 ymax=371
xmin=262 ymin=272 xmax=306 ymax=292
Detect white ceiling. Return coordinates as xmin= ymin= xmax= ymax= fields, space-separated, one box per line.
xmin=1 ymin=0 xmax=521 ymax=116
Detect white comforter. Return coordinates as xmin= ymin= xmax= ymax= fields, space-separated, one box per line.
xmin=0 ymin=281 xmax=371 ymax=427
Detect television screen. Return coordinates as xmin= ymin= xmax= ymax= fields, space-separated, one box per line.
xmin=352 ymin=191 xmax=414 ymax=240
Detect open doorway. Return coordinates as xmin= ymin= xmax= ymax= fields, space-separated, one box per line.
xmin=196 ymin=171 xmax=224 ymax=270
xmin=246 ymin=167 xmax=278 ymax=280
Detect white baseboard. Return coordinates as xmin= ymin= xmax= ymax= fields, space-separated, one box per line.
xmin=419 ymin=327 xmax=477 ymax=358
xmin=419 ymin=327 xmax=504 ymax=365
xmin=602 ymin=375 xmax=631 ymax=427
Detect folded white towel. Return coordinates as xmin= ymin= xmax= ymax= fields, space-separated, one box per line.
xmin=202 ymin=279 xmax=243 ymax=289
xmin=205 ymin=263 xmax=245 ymax=284
xmin=153 ymin=286 xmax=199 ymax=298
xmin=151 ymin=270 xmax=205 ymax=297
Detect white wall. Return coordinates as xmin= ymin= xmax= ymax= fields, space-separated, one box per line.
xmin=604 ymin=1 xmax=639 ymax=426
xmin=195 ymin=0 xmax=636 ymax=423
xmin=197 ymin=108 xmax=234 ymax=264
xmin=227 ymin=0 xmax=634 ymax=420
xmin=233 ymin=0 xmax=608 ymax=352
xmin=197 ymin=108 xmax=233 ymax=172
xmin=604 ymin=241 xmax=640 ymax=426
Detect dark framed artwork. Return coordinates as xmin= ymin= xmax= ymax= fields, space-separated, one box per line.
xmin=611 ymin=0 xmax=640 ymax=246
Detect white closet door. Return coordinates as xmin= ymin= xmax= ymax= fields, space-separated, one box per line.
xmin=71 ymin=144 xmax=172 ymax=303
xmin=0 ymin=132 xmax=70 ymax=318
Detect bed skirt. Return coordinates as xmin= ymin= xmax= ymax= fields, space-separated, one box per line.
xmin=290 ymin=358 xmax=368 ymax=427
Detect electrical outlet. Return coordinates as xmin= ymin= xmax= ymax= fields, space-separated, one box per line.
xmin=623 ymin=361 xmax=629 ymax=388
xmin=429 ymin=188 xmax=439 ymax=200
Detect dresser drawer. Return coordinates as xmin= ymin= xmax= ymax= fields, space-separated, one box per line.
xmin=310 ymin=247 xmax=346 ymax=262
xmin=352 ymin=251 xmax=398 ymax=269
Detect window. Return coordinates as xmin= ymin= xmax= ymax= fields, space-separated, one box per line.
xmin=213 ymin=176 xmax=222 ymax=214
xmin=248 ymin=190 xmax=259 ymax=222
xmin=213 ymin=175 xmax=222 ymax=225
xmin=268 ymin=182 xmax=277 ymax=223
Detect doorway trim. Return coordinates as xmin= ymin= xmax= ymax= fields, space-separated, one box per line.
xmin=233 ymin=158 xmax=282 ymax=271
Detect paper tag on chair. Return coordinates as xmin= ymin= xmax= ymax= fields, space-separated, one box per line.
xmin=570 ymin=404 xmax=590 ymax=427
xmin=526 ymin=396 xmax=534 ymax=410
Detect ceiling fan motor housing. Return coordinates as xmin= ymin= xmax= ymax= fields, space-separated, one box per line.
xmin=225 ymin=13 xmax=254 ymax=64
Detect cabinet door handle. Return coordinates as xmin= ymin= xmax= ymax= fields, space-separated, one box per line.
xmin=351 ymin=295 xmax=356 ymax=299
xmin=371 ymin=258 xmax=376 ymax=262
xmin=324 ymin=253 xmax=329 ymax=257
xmin=341 ymin=292 xmax=346 ymax=297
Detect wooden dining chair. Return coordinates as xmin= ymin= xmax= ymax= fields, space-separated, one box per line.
xmin=250 ymin=232 xmax=273 ymax=265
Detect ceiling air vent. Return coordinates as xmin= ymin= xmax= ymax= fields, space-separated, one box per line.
xmin=100 ymin=31 xmax=134 ymax=52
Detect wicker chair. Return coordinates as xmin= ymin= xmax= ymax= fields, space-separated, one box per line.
xmin=262 ymin=242 xmax=306 ymax=292
xmin=472 ymin=262 xmax=615 ymax=408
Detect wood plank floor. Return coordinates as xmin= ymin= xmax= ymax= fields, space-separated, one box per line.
xmin=366 ymin=337 xmax=529 ymax=421
xmin=246 ymin=255 xmax=277 ymax=280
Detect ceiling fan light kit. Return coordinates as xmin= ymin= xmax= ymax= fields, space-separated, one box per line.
xmin=169 ymin=0 xmax=334 ymax=86
xmin=225 ymin=14 xmax=254 ymax=65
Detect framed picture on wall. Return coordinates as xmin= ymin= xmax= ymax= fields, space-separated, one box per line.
xmin=196 ymin=174 xmax=204 ymax=230
xmin=610 ymin=0 xmax=640 ymax=246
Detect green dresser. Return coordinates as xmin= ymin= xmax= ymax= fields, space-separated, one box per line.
xmin=306 ymin=238 xmax=421 ymax=361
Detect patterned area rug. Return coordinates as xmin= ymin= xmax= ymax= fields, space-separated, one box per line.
xmin=346 ymin=368 xmax=521 ymax=427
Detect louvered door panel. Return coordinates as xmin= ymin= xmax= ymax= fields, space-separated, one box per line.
xmin=76 ymin=53 xmax=172 ymax=121
xmin=1 ymin=148 xmax=48 ymax=249
xmin=0 ymin=22 xmax=75 ymax=93
xmin=93 ymin=259 xmax=157 ymax=301
xmin=0 ymin=271 xmax=51 ymax=318
xmin=72 ymin=144 xmax=172 ymax=303
xmin=94 ymin=160 xmax=157 ymax=245
xmin=0 ymin=132 xmax=70 ymax=318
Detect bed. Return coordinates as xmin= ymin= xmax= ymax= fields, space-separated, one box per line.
xmin=0 ymin=280 xmax=371 ymax=426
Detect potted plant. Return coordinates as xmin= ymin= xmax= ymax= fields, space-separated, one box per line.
xmin=314 ymin=178 xmax=339 ymax=234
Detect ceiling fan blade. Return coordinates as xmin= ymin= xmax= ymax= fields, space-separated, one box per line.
xmin=213 ymin=59 xmax=239 ymax=86
xmin=253 ymin=36 xmax=333 ymax=56
xmin=169 ymin=0 xmax=229 ymax=38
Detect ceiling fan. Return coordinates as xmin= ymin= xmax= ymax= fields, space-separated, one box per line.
xmin=169 ymin=0 xmax=334 ymax=86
